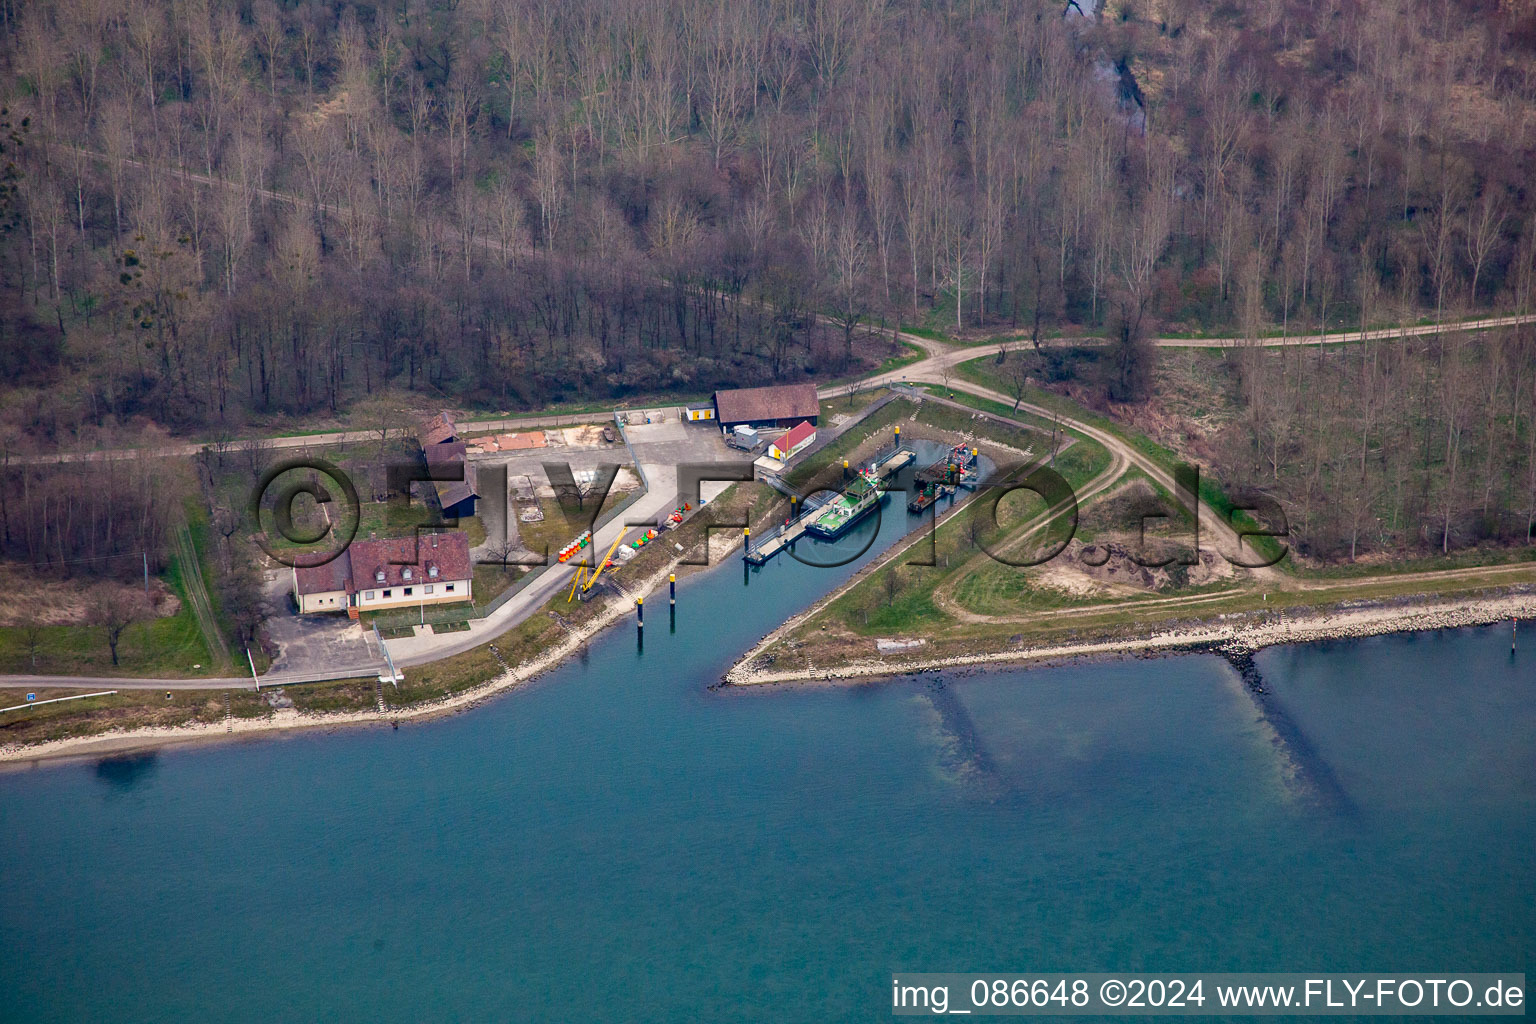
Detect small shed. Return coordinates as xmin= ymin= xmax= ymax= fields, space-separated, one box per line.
xmin=768 ymin=420 xmax=817 ymax=461
xmin=685 ymin=402 xmax=715 ymax=421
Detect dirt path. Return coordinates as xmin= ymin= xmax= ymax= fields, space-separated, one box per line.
xmin=914 ymin=372 xmax=1279 ymax=581
xmin=20 ymin=146 xmax=1536 ymax=471
xmin=171 ymin=521 xmax=232 ymax=669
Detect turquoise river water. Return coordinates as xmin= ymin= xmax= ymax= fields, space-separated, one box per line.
xmin=1 ymin=503 xmax=1532 ymax=1022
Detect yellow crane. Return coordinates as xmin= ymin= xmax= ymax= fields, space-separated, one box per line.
xmin=568 ymin=527 xmax=631 ymax=602
xmin=566 ymin=565 xmax=588 ymax=603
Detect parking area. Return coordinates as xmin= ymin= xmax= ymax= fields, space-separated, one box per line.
xmin=259 ymin=571 xmax=383 ymax=676
xmin=624 ymin=417 xmax=747 ymax=471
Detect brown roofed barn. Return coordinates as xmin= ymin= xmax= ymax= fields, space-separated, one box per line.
xmin=419 ymin=410 xmax=460 ymax=447
xmin=424 ymin=441 xmax=478 ymax=518
xmin=712 ymin=383 xmax=819 ymax=429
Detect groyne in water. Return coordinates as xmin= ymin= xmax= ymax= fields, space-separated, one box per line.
xmin=1198 ymin=641 xmax=1355 ymax=815
xmin=915 ymin=674 xmax=1010 ymax=800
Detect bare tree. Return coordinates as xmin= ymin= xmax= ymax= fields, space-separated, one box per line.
xmin=91 ymin=586 xmax=147 ymax=667
xmin=19 ymin=609 xmax=45 ymax=669
xmin=827 ymin=213 xmax=870 ymax=363
xmin=1464 ymin=187 xmax=1507 ymax=305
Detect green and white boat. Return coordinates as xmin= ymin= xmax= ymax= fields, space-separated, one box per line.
xmin=805 ymin=471 xmax=886 ymax=539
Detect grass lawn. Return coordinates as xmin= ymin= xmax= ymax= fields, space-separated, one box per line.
xmin=913 ymin=387 xmax=1113 ymax=492
xmin=266 ymin=498 xmax=488 ymax=553
xmin=786 ymin=398 xmax=916 ymax=488
xmin=950 ymin=563 xmax=1151 ymax=617
xmin=182 ymin=500 xmax=247 ymax=672
xmin=275 ymin=642 xmax=513 ymax=714
xmin=1289 ymin=544 xmax=1536 ymax=580
xmin=819 ymin=389 xmax=887 ymax=424
xmin=774 ymin=564 xmax=1536 ymax=678
xmin=228 ymin=483 xmax=774 ymax=719
xmin=473 ymin=564 xmax=528 ymax=605
xmin=0 ymin=554 xmax=219 ymax=679
xmin=911 ymin=399 xmax=1041 ymax=455
xmin=7 ymin=481 xmax=776 ymax=742
xmin=819 ymin=443 xmax=1113 ymax=636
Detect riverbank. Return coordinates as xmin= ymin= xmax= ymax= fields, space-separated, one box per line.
xmin=8 ymin=569 xmax=1533 ymax=766
xmin=0 ymin=559 xmax=690 ymax=767
xmin=723 ymin=590 xmax=1536 ymax=686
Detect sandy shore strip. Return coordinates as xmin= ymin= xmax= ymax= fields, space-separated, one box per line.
xmin=0 ymin=562 xmax=687 ymax=767
xmin=724 ymin=592 xmax=1536 ymax=686
xmin=7 ymin=565 xmax=1531 ymax=765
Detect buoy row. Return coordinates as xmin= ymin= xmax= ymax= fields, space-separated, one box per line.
xmin=556 ymin=531 xmax=592 ymax=563
xmin=630 ymin=528 xmax=660 ymax=550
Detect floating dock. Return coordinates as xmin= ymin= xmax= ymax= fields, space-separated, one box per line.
xmin=744 ymin=443 xmax=914 ymax=563
xmin=742 ymin=494 xmax=830 ymax=564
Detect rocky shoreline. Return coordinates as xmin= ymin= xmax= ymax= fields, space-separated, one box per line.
xmin=723 ymin=590 xmax=1536 ymax=687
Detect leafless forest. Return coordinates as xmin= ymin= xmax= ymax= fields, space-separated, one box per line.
xmin=1 ymin=0 xmax=1536 ymax=563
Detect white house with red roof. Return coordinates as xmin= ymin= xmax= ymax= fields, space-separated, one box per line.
xmin=292 ymin=532 xmax=473 ymax=617
xmin=768 ymin=420 xmax=817 ymax=461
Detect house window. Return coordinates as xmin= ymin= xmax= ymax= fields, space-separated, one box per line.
xmin=424 ymin=585 xmax=434 ymax=595
xmin=404 ymin=587 xmax=413 ymax=596
xmin=446 ymin=584 xmax=456 ymax=592
xmin=365 ymin=591 xmax=375 ymax=601
xmin=383 ymin=590 xmax=393 ymax=598
xmin=403 ymin=568 xmax=412 ymax=580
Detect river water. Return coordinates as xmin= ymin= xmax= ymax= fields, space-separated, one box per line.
xmin=1 ymin=500 xmax=1532 ymax=1022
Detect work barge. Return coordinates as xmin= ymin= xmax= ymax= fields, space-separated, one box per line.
xmin=907 ymin=442 xmax=980 ymax=513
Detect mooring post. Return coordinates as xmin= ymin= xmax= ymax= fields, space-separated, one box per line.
xmin=636 ymin=596 xmax=643 ymax=630
xmin=669 ymin=573 xmax=676 ymax=606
